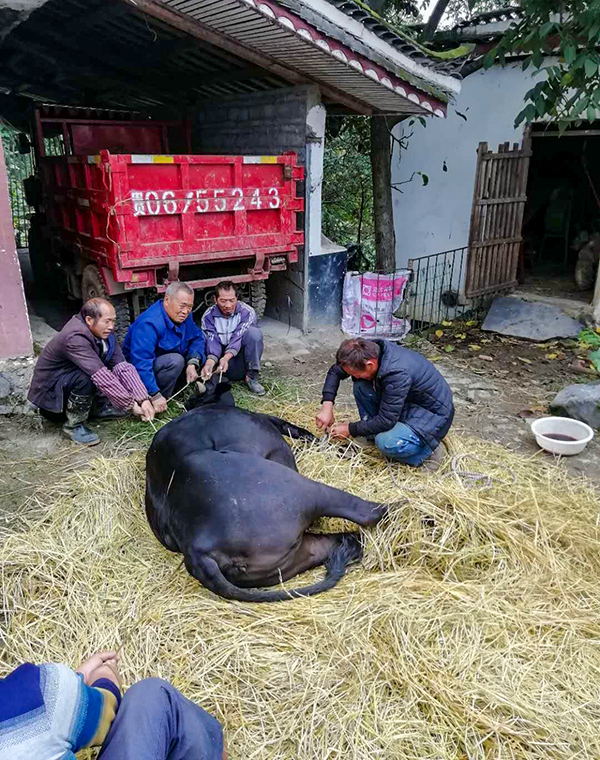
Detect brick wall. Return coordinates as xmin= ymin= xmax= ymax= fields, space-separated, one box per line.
xmin=192 ymin=85 xmax=321 ymax=330
xmin=193 ymin=85 xmax=318 ymax=164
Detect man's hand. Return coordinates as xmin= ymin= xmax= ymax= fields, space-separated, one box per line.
xmin=152 ymin=394 xmax=168 ymax=414
xmin=316 ymin=402 xmax=335 ymax=431
xmin=186 ymin=363 xmax=199 ymax=384
xmin=89 ymin=658 xmax=122 ymax=690
xmin=76 ymin=651 xmax=120 ymax=687
xmin=201 ymin=359 xmax=216 ymax=381
xmin=218 ymin=353 xmax=233 ymax=376
xmin=140 ymin=399 xmax=155 ymax=422
xmin=329 ymin=422 xmax=351 ymax=440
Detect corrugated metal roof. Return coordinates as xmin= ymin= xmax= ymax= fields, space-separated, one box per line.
xmin=0 ymin=0 xmax=288 ymax=111
xmin=161 ymin=0 xmax=458 ymax=115
xmin=0 ymin=0 xmax=461 ymax=116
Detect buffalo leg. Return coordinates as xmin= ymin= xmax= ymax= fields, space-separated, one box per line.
xmin=219 ymin=533 xmax=343 ymax=589
xmin=311 ymin=484 xmax=387 ymax=528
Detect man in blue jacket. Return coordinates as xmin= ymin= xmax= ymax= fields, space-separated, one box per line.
xmin=316 ymin=337 xmax=454 ymax=469
xmin=123 ymin=282 xmax=205 ymax=414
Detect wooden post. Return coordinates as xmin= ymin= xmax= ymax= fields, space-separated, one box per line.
xmin=0 ymin=138 xmax=32 ymax=358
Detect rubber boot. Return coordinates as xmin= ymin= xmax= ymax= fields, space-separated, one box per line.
xmin=62 ymin=393 xmax=100 ymax=445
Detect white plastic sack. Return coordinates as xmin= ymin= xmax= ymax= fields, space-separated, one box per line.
xmin=342 ymin=270 xmax=410 ymax=339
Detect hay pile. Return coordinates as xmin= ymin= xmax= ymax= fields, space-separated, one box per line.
xmin=2 ymin=404 xmax=600 ymax=759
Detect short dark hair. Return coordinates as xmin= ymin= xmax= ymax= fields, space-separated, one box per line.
xmin=81 ymin=297 xmax=113 ymax=322
xmin=336 ymin=338 xmax=380 ymax=370
xmin=215 ymin=280 xmax=237 ymax=297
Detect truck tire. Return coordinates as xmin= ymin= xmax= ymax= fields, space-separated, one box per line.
xmin=81 ymin=264 xmax=133 ymax=343
xmin=247 ymin=280 xmax=267 ymax=320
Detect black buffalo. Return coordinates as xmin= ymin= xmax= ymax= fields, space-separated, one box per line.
xmin=145 ymin=388 xmax=390 ymax=602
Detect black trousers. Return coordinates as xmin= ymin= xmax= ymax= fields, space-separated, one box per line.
xmin=38 ymin=368 xmax=95 ymax=423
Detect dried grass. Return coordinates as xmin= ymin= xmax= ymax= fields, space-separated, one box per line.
xmin=2 ymin=398 xmax=600 ymax=759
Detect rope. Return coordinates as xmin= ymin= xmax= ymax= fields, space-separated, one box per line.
xmin=384 ymin=452 xmax=517 ymax=493
xmin=442 ymin=453 xmax=517 ymax=491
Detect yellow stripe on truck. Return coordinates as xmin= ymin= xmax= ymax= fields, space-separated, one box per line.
xmin=243 ymin=156 xmax=278 ymax=164
xmin=153 ymin=155 xmax=175 ymax=163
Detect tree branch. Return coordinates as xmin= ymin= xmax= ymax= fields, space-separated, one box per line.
xmin=423 ymin=0 xmax=452 ymax=39
xmin=391 ymin=172 xmax=417 ymax=192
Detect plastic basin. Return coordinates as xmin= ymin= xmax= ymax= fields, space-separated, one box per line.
xmin=530 ymin=416 xmax=594 ymax=456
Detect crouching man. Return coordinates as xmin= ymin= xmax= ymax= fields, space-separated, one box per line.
xmin=28 ymin=298 xmax=155 ymax=445
xmin=123 ymin=281 xmax=206 ymax=413
xmin=200 ymin=280 xmax=265 ymax=395
xmin=316 ymin=338 xmax=454 ymax=469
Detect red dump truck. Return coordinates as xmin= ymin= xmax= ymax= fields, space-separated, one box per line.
xmin=27 ymin=105 xmax=304 ymax=337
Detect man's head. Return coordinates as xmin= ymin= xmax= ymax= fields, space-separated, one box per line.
xmin=164 ymin=282 xmax=194 ymax=324
xmin=81 ymin=298 xmax=116 ymax=340
xmin=336 ymin=338 xmax=380 ymax=380
xmin=215 ymin=281 xmax=238 ymax=317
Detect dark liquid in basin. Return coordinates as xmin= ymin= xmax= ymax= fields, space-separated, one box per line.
xmin=543 ymin=433 xmax=578 ymax=442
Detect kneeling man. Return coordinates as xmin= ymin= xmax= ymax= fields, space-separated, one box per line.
xmin=28 ymin=298 xmax=154 ymax=445
xmin=123 ymin=282 xmax=206 ymax=413
xmin=316 ymin=338 xmax=454 ymax=468
xmin=201 ymin=280 xmax=265 ymax=395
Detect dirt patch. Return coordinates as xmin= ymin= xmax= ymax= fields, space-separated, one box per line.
xmin=422 ymin=318 xmax=599 ymax=396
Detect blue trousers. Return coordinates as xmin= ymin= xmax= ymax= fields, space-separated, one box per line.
xmin=98 ymin=678 xmax=224 ymax=760
xmin=353 ymin=380 xmax=434 ymax=466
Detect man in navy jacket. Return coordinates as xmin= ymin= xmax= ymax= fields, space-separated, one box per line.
xmin=316 ymin=337 xmax=454 ymax=469
xmin=123 ymin=282 xmax=206 ymax=414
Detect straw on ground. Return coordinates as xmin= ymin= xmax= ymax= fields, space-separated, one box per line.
xmin=1 ymin=398 xmax=600 ymax=759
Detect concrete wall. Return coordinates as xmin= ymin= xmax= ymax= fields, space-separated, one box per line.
xmin=391 ymin=62 xmax=544 ymax=269
xmin=193 ymin=85 xmax=322 ymax=331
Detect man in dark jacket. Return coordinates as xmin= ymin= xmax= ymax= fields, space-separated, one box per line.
xmin=123 ymin=282 xmax=206 ymax=414
xmin=316 ymin=338 xmax=454 ymax=468
xmin=28 ymin=298 xmax=155 ymax=445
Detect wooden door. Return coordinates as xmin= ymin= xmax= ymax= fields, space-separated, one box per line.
xmin=465 ymin=139 xmax=531 ymax=298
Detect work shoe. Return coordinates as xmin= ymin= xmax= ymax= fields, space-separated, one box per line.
xmin=245 ymin=377 xmax=266 ymax=396
xmin=62 ymin=392 xmax=100 ymax=446
xmin=90 ymin=398 xmax=129 ymax=420
xmin=422 ymin=443 xmax=446 ymax=472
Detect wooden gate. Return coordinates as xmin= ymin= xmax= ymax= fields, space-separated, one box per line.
xmin=465 ymin=139 xmax=531 ymax=298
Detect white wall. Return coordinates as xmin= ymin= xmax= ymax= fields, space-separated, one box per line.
xmin=392 ymin=62 xmax=542 ymax=268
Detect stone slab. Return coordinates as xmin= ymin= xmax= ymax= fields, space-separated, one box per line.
xmin=482 ymin=297 xmax=582 ymax=341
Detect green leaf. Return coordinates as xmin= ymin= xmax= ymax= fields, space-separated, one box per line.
xmin=532 ymin=49 xmax=544 ymax=68
xmin=585 ymin=57 xmax=598 ymax=77
xmin=419 ymin=172 xmax=429 ymax=187
xmin=515 ymin=108 xmax=527 ymax=128
xmin=564 ymin=45 xmax=577 ymax=65
xmin=588 ymin=105 xmax=597 ymax=122
xmin=589 ymin=21 xmax=600 ymax=41
xmin=540 ymin=21 xmax=554 ymax=37
xmin=483 ymin=51 xmax=496 ymax=69
xmin=590 ymin=348 xmax=600 ymax=373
